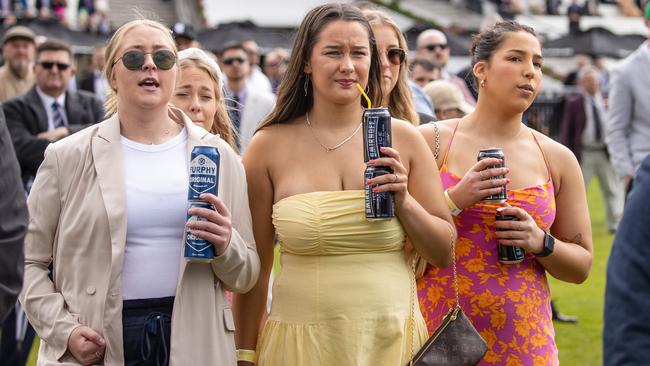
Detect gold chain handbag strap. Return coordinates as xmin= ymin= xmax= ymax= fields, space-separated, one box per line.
xmin=409 ymin=222 xmax=457 ymax=365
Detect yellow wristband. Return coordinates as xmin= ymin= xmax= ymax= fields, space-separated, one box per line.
xmin=237 ymin=349 xmax=257 ymax=364
xmin=444 ymin=189 xmax=462 ymax=216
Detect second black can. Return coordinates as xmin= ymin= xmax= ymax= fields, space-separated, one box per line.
xmin=364 ymin=166 xmax=395 ymax=221
xmin=495 ymin=212 xmax=525 ymax=264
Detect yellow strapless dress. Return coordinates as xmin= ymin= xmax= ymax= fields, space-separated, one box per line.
xmin=257 ymin=190 xmax=428 ymax=366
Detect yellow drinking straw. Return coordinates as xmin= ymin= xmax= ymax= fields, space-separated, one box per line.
xmin=356 ymin=83 xmax=372 ymax=109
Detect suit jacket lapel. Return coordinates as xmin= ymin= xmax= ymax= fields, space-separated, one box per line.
xmin=92 ymin=115 xmax=128 ymax=283
xmin=25 ymin=87 xmax=49 ymax=132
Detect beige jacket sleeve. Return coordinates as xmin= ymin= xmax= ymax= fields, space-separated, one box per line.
xmin=19 ymin=144 xmax=80 ymax=361
xmin=210 ymin=140 xmax=260 ymax=293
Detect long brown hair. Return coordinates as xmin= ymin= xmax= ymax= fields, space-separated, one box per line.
xmin=256 ymin=3 xmax=383 ymax=131
xmin=364 ymin=10 xmax=419 ymax=125
xmin=178 ymin=56 xmax=236 ymax=149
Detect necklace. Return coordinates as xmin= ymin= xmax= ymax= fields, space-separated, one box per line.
xmin=305 ymin=112 xmax=362 ymax=152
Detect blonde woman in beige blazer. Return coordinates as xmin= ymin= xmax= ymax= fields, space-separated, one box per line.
xmin=19 ymin=19 xmax=260 ymax=366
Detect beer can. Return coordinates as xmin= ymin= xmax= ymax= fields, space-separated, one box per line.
xmin=364 ymin=166 xmax=395 ymax=221
xmin=495 ymin=212 xmax=525 ymax=264
xmin=477 ymin=148 xmax=507 ymax=203
xmin=363 ymin=107 xmax=392 ymax=162
xmin=185 ymin=201 xmax=216 ymax=262
xmin=188 ymin=146 xmax=219 ymax=202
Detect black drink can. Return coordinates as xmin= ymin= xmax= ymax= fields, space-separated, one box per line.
xmin=363 ymin=107 xmax=392 ymax=162
xmin=364 ymin=166 xmax=395 ymax=221
xmin=477 ymin=148 xmax=506 ymax=203
xmin=495 ymin=213 xmax=525 ymax=264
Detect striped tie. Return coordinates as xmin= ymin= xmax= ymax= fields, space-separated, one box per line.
xmin=51 ymin=101 xmax=65 ymax=128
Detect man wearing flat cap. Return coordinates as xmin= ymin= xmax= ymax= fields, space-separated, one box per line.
xmin=0 ymin=26 xmax=35 ymax=102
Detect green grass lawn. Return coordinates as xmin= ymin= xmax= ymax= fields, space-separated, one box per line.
xmin=25 ymin=181 xmax=612 ymax=365
xmin=550 ymin=179 xmax=612 ymax=365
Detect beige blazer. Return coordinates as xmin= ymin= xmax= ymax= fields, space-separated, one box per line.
xmin=19 ymin=108 xmax=260 ymax=366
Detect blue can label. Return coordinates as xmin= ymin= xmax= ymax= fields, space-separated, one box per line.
xmin=185 ymin=202 xmax=215 ymax=261
xmin=188 ymin=146 xmax=219 ymax=201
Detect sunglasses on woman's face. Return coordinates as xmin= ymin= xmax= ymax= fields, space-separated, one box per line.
xmin=114 ymin=49 xmax=177 ymax=70
xmin=386 ymin=48 xmax=406 ymax=66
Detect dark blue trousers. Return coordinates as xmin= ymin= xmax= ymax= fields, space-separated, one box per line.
xmin=122 ymin=297 xmax=173 ymax=366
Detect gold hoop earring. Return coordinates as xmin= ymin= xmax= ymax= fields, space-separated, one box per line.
xmin=480 ymin=79 xmax=486 ymax=88
xmin=304 ymin=74 xmax=310 ymax=96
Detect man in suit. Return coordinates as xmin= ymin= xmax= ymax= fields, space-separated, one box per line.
xmin=4 ymin=39 xmax=104 ymax=185
xmin=0 ymin=26 xmax=36 ymax=102
xmin=561 ymin=66 xmax=623 ymax=232
xmin=220 ymin=42 xmax=274 ymax=153
xmin=604 ymin=154 xmax=650 ymax=365
xmin=0 ymin=108 xmax=27 ymax=323
xmin=606 ymin=4 xmax=650 ymax=195
xmin=78 ymin=44 xmax=109 ymax=103
xmin=0 ymin=110 xmax=29 ymax=366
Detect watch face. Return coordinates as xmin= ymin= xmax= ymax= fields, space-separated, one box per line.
xmin=539 ymin=232 xmax=555 ymax=257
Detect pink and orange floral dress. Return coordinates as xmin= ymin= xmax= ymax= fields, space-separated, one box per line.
xmin=417 ymin=124 xmax=559 ymax=365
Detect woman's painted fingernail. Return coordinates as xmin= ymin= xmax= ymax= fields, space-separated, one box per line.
xmin=366 ymin=179 xmax=373 ymax=185
xmin=372 ymin=187 xmax=379 ymax=193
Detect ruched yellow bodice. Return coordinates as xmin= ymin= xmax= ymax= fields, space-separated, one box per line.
xmin=272 ymin=190 xmax=406 ymax=255
xmin=257 ymin=190 xmax=428 ymax=366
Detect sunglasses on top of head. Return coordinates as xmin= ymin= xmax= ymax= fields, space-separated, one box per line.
xmin=39 ymin=61 xmax=71 ymax=71
xmin=222 ymin=57 xmax=246 ymax=66
xmin=386 ymin=48 xmax=406 ymax=66
xmin=424 ymin=44 xmax=448 ymax=52
xmin=114 ymin=49 xmax=177 ymax=71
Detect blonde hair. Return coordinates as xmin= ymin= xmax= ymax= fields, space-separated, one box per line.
xmin=178 ymin=51 xmax=236 ymax=149
xmin=364 ymin=10 xmax=419 ymax=125
xmin=103 ymin=19 xmax=178 ymax=117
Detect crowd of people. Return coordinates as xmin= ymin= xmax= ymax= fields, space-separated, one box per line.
xmin=0 ymin=1 xmax=649 ymax=365
xmin=0 ymin=0 xmax=110 ymax=35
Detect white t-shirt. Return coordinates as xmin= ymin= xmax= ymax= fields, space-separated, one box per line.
xmin=120 ymin=128 xmax=189 ymax=300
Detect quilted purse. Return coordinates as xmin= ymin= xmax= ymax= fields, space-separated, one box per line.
xmin=407 ymin=224 xmax=488 ymax=366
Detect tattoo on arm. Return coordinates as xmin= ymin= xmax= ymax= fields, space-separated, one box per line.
xmin=560 ymin=233 xmax=583 ymax=245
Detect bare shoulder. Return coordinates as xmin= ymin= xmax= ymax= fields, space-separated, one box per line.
xmin=244 ymin=120 xmax=298 ymax=162
xmin=393 ymin=117 xmax=429 ymax=147
xmin=531 ymin=129 xmax=576 ymax=162
xmin=530 ymin=128 xmax=581 ymax=184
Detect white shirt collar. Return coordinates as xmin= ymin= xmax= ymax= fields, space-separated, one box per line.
xmin=35 ymin=87 xmax=66 ymax=109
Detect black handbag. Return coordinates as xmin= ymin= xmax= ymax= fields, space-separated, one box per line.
xmin=408 ymin=224 xmax=488 ymax=366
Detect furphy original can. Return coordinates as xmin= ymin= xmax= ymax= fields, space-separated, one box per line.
xmin=185 ymin=201 xmax=216 ymax=262
xmin=495 ymin=212 xmax=525 ymax=264
xmin=477 ymin=148 xmax=507 ymax=203
xmin=186 ymin=146 xmax=219 ymax=262
xmin=188 ymin=146 xmax=219 ymax=201
xmin=365 ymin=166 xmax=395 ymax=220
xmin=363 ymin=107 xmax=392 ymax=162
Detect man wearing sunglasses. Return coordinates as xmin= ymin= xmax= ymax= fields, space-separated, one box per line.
xmin=4 ymin=39 xmax=104 ymax=186
xmin=416 ymin=29 xmax=476 ymax=106
xmin=219 ymin=42 xmax=274 ymax=153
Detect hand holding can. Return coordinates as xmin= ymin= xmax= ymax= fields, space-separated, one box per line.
xmin=495 ymin=211 xmax=525 ymax=264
